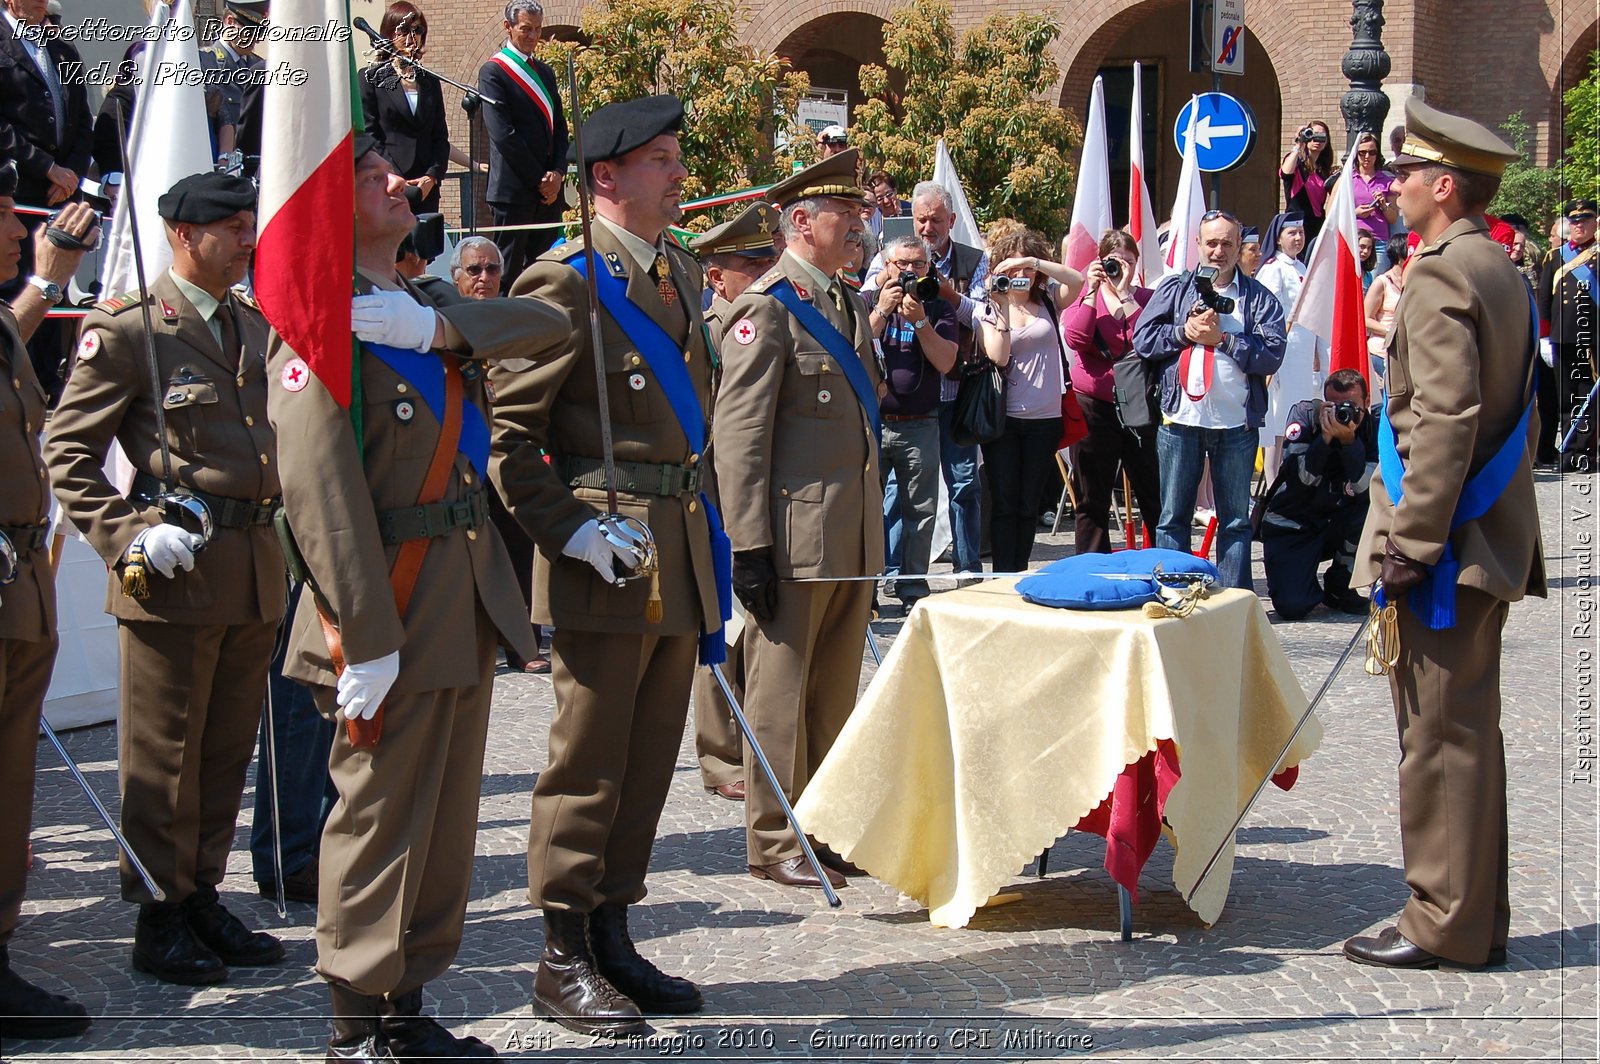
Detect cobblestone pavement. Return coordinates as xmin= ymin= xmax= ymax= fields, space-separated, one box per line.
xmin=4 ymin=474 xmax=1595 ymax=1062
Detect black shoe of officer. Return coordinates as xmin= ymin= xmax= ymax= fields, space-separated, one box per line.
xmin=379 ymin=986 xmax=496 ymax=1059
xmin=326 ymin=982 xmax=395 ymax=1063
xmin=532 ymin=910 xmax=646 ymax=1037
xmin=1322 ymin=586 xmax=1368 ymax=615
xmin=132 ymin=902 xmax=228 ymax=986
xmin=589 ymin=904 xmax=703 ymax=1015
xmin=0 ymin=946 xmax=91 ymax=1039
xmin=182 ymin=884 xmax=286 ymax=966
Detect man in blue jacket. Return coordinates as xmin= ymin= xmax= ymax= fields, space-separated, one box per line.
xmin=1133 ymin=211 xmax=1287 ymax=588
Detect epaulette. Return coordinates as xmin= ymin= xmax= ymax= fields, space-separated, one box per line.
xmin=93 ymin=292 xmax=143 ymax=314
xmin=231 ymin=288 xmax=260 ymax=311
xmin=551 ymin=238 xmax=586 ymax=261
xmin=746 ymin=266 xmax=785 ymax=295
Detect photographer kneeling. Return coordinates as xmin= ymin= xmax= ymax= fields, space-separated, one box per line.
xmin=1258 ymin=369 xmax=1377 ymax=620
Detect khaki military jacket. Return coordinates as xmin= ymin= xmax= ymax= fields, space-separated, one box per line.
xmin=0 ymin=305 xmax=53 ymax=642
xmin=715 ymin=250 xmax=885 ymax=579
xmin=45 ymin=272 xmax=284 ymax=625
xmin=268 ymin=270 xmax=567 ymax=694
xmin=490 ymin=222 xmax=720 ymax=636
xmin=1356 ymin=216 xmax=1546 ymax=602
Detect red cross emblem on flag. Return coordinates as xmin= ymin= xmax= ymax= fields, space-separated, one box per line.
xmin=281 ymin=357 xmax=310 ymax=393
xmin=733 ymin=318 xmax=758 ymax=345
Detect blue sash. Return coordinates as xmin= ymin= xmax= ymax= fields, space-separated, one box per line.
xmin=571 ymin=252 xmax=733 ymax=665
xmin=1561 ymin=241 xmax=1597 ymax=294
xmin=768 ymin=279 xmax=882 ymax=441
xmin=1375 ymin=293 xmax=1537 ymax=629
xmin=367 ymin=343 xmax=490 ymax=478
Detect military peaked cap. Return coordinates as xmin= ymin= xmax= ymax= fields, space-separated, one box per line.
xmin=1391 ymin=98 xmax=1519 ymax=176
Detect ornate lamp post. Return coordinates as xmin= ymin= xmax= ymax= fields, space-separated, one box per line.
xmin=1340 ymin=0 xmax=1392 ymax=148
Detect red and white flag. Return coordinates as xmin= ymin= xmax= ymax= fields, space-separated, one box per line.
xmin=1292 ymin=147 xmax=1368 ymax=385
xmin=1063 ymin=76 xmax=1112 ymax=273
xmin=1164 ymin=97 xmax=1206 ymax=275
xmin=1127 ymin=62 xmax=1160 ymax=286
xmin=255 ymin=0 xmax=358 ymax=406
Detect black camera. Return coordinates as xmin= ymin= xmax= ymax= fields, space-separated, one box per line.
xmin=1298 ymin=126 xmax=1319 ymax=142
xmin=899 ymin=271 xmax=941 ymax=302
xmin=1314 ymin=398 xmax=1363 ymax=426
xmin=989 ymin=274 xmax=1027 ymax=293
xmin=1192 ymin=266 xmax=1236 ymax=315
xmin=1101 ymin=257 xmax=1122 ymax=281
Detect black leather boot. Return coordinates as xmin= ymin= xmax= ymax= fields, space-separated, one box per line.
xmin=0 ymin=945 xmax=91 ymax=1039
xmin=379 ymin=986 xmax=496 ymax=1059
xmin=589 ymin=904 xmax=703 ymax=1014
xmin=531 ymin=910 xmax=646 ymax=1037
xmin=131 ymin=902 xmax=227 ymax=986
xmin=326 ymin=983 xmax=394 ymax=1063
xmin=182 ymin=884 xmax=285 ymax=966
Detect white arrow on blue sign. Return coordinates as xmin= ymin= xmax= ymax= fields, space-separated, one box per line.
xmin=1173 ymin=93 xmax=1258 ymax=173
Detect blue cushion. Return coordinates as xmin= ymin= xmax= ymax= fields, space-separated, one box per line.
xmin=1016 ymin=548 xmax=1221 ymax=610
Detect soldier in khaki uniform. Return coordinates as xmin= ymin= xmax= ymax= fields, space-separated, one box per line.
xmin=687 ymin=201 xmax=780 ymax=802
xmin=715 ymin=151 xmax=884 ymax=891
xmin=0 ymin=161 xmax=97 ymax=1039
xmin=1344 ymin=100 xmax=1545 ymax=971
xmin=268 ymin=138 xmax=566 ymax=1062
xmin=45 ymin=172 xmax=286 ymax=987
xmin=489 ymin=95 xmax=723 ymax=1037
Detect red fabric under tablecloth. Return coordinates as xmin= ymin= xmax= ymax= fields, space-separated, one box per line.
xmin=1072 ymin=739 xmax=1300 ymax=900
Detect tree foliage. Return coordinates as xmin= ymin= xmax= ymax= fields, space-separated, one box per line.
xmin=848 ymin=0 xmax=1082 ymax=238
xmin=1488 ymin=111 xmax=1566 ymax=234
xmin=1564 ymin=50 xmax=1600 ymax=204
xmin=537 ymin=0 xmax=810 ymax=225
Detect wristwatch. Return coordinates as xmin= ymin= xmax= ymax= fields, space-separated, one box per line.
xmin=912 ymin=317 xmax=929 ymax=330
xmin=26 ymin=275 xmax=63 ymax=306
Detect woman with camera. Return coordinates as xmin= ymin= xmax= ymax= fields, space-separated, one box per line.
xmin=358 ymin=1 xmax=451 ymax=214
xmin=1279 ymin=120 xmax=1335 ymax=244
xmin=1060 ymin=230 xmax=1161 ymax=555
xmin=976 ymin=225 xmax=1083 ymax=574
xmin=1255 ymin=211 xmax=1325 ymax=478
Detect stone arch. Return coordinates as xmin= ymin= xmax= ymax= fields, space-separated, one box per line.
xmin=762 ymin=9 xmax=892 ymax=117
xmin=740 ymin=0 xmax=895 ymax=60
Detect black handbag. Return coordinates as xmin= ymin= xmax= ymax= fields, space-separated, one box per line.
xmin=951 ymin=357 xmax=1006 ymax=447
xmin=1111 ymin=355 xmax=1161 ymax=430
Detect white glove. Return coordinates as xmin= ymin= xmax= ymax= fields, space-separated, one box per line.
xmin=130 ymin=524 xmax=201 ymax=578
xmin=1540 ymin=337 xmax=1554 ymax=368
xmin=562 ymin=519 xmax=637 ymax=585
xmin=351 ymin=291 xmax=438 ymax=351
xmin=336 ymin=650 xmax=401 ymax=721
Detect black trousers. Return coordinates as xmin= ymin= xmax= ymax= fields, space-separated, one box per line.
xmin=1557 ymin=342 xmax=1596 ymax=465
xmin=1261 ymin=504 xmax=1365 ymax=620
xmin=1069 ymin=392 xmax=1161 ymax=555
xmin=491 ymin=199 xmax=562 ymax=294
xmin=980 ymin=415 xmax=1062 ymax=573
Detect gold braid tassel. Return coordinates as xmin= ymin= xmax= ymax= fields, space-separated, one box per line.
xmin=1364 ymin=587 xmax=1400 ymax=676
xmin=121 ymin=543 xmax=151 ymax=600
xmin=645 ymin=566 xmax=663 ymax=624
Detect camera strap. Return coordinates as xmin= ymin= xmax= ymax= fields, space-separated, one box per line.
xmin=1178 ymin=343 xmax=1215 ymax=400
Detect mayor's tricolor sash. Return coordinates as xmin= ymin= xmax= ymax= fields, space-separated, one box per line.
xmin=768 ymin=279 xmax=882 ymax=441
xmin=571 ymin=252 xmax=733 ymax=666
xmin=490 ymin=45 xmax=556 ymax=133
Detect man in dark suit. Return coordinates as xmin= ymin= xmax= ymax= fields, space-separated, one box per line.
xmin=478 ymin=0 xmax=568 ymax=292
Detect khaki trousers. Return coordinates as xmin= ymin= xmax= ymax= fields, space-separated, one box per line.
xmin=118 ymin=619 xmax=275 ymax=904
xmin=742 ymin=580 xmax=871 ymax=866
xmin=314 ymin=610 xmax=497 ymax=998
xmin=692 ymin=634 xmax=744 ymax=789
xmin=1390 ymin=585 xmax=1511 ymax=965
xmin=529 ymin=627 xmax=697 ymax=912
xmin=0 ymin=634 xmax=56 ymax=944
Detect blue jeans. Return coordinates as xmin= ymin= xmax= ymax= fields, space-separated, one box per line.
xmin=880 ymin=415 xmax=941 ymax=599
xmin=250 ymin=632 xmax=337 ymax=882
xmin=937 ymin=400 xmax=983 ymax=572
xmin=1154 ymin=422 xmax=1257 ymax=589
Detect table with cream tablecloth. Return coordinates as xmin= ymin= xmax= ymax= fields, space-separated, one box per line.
xmin=793 ymin=583 xmax=1320 ymax=929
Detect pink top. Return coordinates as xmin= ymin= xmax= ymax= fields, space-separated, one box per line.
xmin=1367 ymin=270 xmax=1402 ymax=356
xmin=1062 ymin=287 xmax=1153 ymax=402
xmin=1350 ymin=169 xmax=1395 ymax=240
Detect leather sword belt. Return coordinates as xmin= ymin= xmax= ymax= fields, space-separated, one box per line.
xmin=560 ymin=455 xmax=702 ymax=497
xmin=130 ymin=472 xmax=279 ymax=529
xmin=0 ymin=523 xmax=50 ymax=552
xmin=377 ymin=488 xmax=489 ymax=546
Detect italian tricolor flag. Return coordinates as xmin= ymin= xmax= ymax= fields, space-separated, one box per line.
xmin=256 ymin=0 xmax=360 ymax=407
xmin=1127 ymin=61 xmax=1160 ymax=287
xmin=1292 ymin=145 xmax=1369 ymax=386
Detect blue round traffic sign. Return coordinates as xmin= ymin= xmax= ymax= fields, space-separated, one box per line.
xmin=1173 ymin=93 xmax=1258 ymax=173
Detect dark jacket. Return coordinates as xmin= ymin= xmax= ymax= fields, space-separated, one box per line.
xmin=477 ymin=49 xmax=567 ymax=207
xmin=1535 ymin=239 xmax=1597 ymax=346
xmin=359 ymin=64 xmax=451 ymax=190
xmin=1261 ymin=399 xmax=1378 ymax=534
xmin=0 ymin=17 xmax=92 ymax=203
xmin=1132 ymin=268 xmax=1287 ymax=429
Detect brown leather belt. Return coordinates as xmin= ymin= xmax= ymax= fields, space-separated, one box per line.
xmin=883 ymin=412 xmax=936 ymax=422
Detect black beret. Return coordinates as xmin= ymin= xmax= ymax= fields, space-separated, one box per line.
xmin=354 ymin=132 xmax=381 ymax=164
xmin=0 ymin=161 xmax=16 ymax=199
xmin=1565 ymin=199 xmax=1598 ymax=218
xmin=569 ymin=94 xmax=684 ymax=168
xmin=157 ymin=171 xmax=257 ymax=224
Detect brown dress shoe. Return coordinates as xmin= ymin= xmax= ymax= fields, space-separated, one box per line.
xmin=707 ymin=780 xmax=745 ymax=801
xmin=748 ymin=856 xmax=845 ymax=890
xmin=811 ymin=841 xmax=867 ymax=878
xmin=1342 ymin=926 xmax=1485 ymax=971
xmin=259 ymin=858 xmax=320 ymax=905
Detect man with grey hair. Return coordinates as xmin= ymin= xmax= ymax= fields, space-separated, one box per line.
xmin=450 ymin=235 xmax=504 ymax=301
xmin=479 ymin=0 xmax=568 ymax=291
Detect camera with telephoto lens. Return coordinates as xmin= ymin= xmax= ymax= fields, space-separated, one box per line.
xmin=1192 ymin=266 xmax=1236 ymax=315
xmin=899 ymin=271 xmax=941 ymax=302
xmin=1101 ymin=257 xmax=1123 ymax=281
xmin=990 ymin=274 xmax=1027 ymax=293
